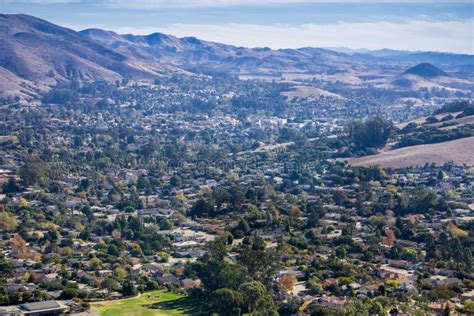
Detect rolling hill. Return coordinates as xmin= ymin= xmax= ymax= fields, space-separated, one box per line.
xmin=1 ymin=14 xmax=473 ymax=100
xmin=382 ymin=63 xmax=472 ymax=91
xmin=348 ymin=136 xmax=474 ymax=168
xmin=80 ymin=28 xmax=361 ymax=74
xmin=0 ymin=14 xmax=179 ymax=99
xmin=403 ymin=63 xmax=449 ymax=79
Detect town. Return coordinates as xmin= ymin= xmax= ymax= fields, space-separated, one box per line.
xmin=0 ymin=74 xmax=473 ymax=315
xmin=0 ymin=6 xmax=474 ymax=315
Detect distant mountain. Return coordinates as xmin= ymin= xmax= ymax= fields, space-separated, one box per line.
xmin=325 ymin=47 xmax=370 ymax=55
xmin=365 ymin=49 xmax=414 ymax=58
xmin=328 ymin=48 xmax=474 ymax=68
xmin=403 ymin=63 xmax=449 ymax=79
xmin=368 ymin=51 xmax=474 ymax=67
xmin=0 ymin=14 xmax=473 ymax=100
xmin=386 ymin=63 xmax=471 ymax=91
xmin=80 ymin=29 xmax=361 ymax=74
xmin=0 ymin=14 xmax=177 ymax=99
xmin=327 ymin=48 xmax=414 ymax=58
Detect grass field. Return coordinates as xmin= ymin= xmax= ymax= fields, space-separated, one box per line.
xmin=92 ymin=290 xmax=209 ymax=316
xmin=347 ymin=136 xmax=474 ymax=168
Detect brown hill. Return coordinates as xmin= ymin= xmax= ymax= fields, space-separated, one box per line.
xmin=1 ymin=14 xmax=473 ymax=100
xmin=80 ymin=29 xmax=361 ymax=74
xmin=0 ymin=14 xmax=174 ymax=99
xmin=403 ymin=63 xmax=449 ymax=79
xmin=348 ymin=136 xmax=474 ymax=168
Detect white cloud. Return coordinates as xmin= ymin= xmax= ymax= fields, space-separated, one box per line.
xmin=68 ymin=19 xmax=474 ymax=54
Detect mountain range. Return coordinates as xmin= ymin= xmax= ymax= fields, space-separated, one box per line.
xmin=1 ymin=14 xmax=473 ymax=100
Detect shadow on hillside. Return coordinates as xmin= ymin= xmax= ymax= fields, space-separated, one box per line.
xmin=149 ymin=297 xmax=209 ymax=314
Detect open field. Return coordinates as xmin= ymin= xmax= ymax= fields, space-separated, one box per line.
xmin=347 ymin=136 xmax=474 ymax=168
xmin=91 ymin=291 xmax=209 ymax=316
xmin=282 ymin=85 xmax=345 ymax=100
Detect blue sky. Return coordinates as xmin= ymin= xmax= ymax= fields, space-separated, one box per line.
xmin=1 ymin=1 xmax=473 ymax=53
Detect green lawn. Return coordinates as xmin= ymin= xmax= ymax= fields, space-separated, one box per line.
xmin=92 ymin=290 xmax=209 ymax=316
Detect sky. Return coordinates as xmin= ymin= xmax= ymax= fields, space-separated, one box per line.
xmin=1 ymin=1 xmax=473 ymax=53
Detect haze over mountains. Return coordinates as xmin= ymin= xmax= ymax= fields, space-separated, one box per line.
xmin=1 ymin=14 xmax=473 ymax=100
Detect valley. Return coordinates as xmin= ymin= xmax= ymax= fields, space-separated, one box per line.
xmin=0 ymin=11 xmax=474 ymax=316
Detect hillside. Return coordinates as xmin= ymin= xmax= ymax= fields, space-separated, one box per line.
xmin=1 ymin=14 xmax=474 ymax=100
xmin=361 ymin=50 xmax=474 ymax=67
xmin=382 ymin=63 xmax=473 ymax=91
xmin=80 ymin=29 xmax=361 ymax=74
xmin=403 ymin=63 xmax=449 ymax=79
xmin=0 ymin=14 xmax=175 ymax=99
xmin=348 ymin=136 xmax=474 ymax=168
xmin=349 ymin=104 xmax=474 ymax=168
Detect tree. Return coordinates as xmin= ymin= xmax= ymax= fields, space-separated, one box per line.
xmin=307 ymin=278 xmax=323 ymax=295
xmin=193 ymin=238 xmax=229 ymax=292
xmin=145 ymin=280 xmax=159 ymax=291
xmin=103 ymin=278 xmax=120 ymax=295
xmin=42 ymin=88 xmax=75 ymax=104
xmin=278 ymin=274 xmax=296 ymax=292
xmin=89 ymin=257 xmax=102 ymax=270
xmin=0 ymin=211 xmax=17 ymax=231
xmin=238 ymin=281 xmax=276 ymax=315
xmin=59 ymin=288 xmax=78 ymax=299
xmin=228 ymin=185 xmax=244 ymax=210
xmin=60 ymin=265 xmax=71 ymax=279
xmin=395 ymin=186 xmax=439 ymax=215
xmin=349 ymin=117 xmax=393 ymax=149
xmin=107 ymin=244 xmax=120 ymax=256
xmin=307 ymin=200 xmax=325 ymax=228
xmin=11 ymin=234 xmax=27 ymax=258
xmin=443 ymin=304 xmax=450 ymax=316
xmin=189 ymin=198 xmax=215 ymax=218
xmin=114 ymin=267 xmax=127 ymax=279
xmin=2 ymin=177 xmax=21 ymax=193
xmin=217 ymin=263 xmax=250 ymax=290
xmin=368 ymin=301 xmax=386 ymax=315
xmin=121 ymin=279 xmax=137 ymax=297
xmin=210 ymin=288 xmax=243 ymax=315
xmin=232 ymin=219 xmax=250 ymax=238
xmin=19 ymin=156 xmax=47 ymax=186
xmin=238 ymin=237 xmax=278 ymax=288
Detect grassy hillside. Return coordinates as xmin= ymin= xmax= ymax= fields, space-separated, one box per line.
xmin=347 ymin=136 xmax=474 ymax=168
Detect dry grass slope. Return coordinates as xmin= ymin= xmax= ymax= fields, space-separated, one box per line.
xmin=348 ymin=136 xmax=474 ymax=168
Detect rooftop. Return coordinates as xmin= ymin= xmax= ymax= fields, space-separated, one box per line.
xmin=20 ymin=300 xmax=67 ymax=313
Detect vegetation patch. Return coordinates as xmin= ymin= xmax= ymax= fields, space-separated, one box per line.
xmin=92 ymin=291 xmax=209 ymax=316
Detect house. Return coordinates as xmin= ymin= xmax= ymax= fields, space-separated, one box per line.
xmin=460 ymin=289 xmax=474 ymax=301
xmin=18 ymin=300 xmax=69 ymax=316
xmin=321 ymin=278 xmax=337 ymax=287
xmin=348 ymin=282 xmax=362 ymax=290
xmin=434 ymin=268 xmax=457 ymax=277
xmin=378 ymin=265 xmax=415 ymax=281
xmin=180 ymin=278 xmax=201 ymax=289
xmin=156 ymin=273 xmax=179 ymax=286
xmin=278 ymin=267 xmax=304 ymax=280
xmin=427 ymin=301 xmax=459 ymax=316
xmin=315 ymin=296 xmax=347 ymax=309
xmin=427 ymin=276 xmax=463 ymax=288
